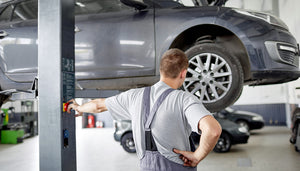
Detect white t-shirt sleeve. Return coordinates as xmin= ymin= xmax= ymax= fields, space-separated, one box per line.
xmin=184 ymin=93 xmax=211 ymax=133
xmin=105 ymin=90 xmax=135 ymax=120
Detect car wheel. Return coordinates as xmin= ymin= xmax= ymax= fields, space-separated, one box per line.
xmin=213 ymin=132 xmax=231 ymax=153
xmin=121 ymin=132 xmax=136 ymax=153
xmin=289 ymin=136 xmax=296 ymax=144
xmin=183 ymin=43 xmax=244 ymax=112
xmin=237 ymin=120 xmax=250 ymax=132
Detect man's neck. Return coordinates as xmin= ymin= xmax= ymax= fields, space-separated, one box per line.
xmin=160 ymin=77 xmax=180 ymax=89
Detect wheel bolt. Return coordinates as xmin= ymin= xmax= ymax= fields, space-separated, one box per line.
xmin=209 ymin=80 xmax=214 ymax=84
xmin=202 ymin=82 xmax=206 ymax=86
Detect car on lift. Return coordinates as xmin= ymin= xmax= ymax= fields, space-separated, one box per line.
xmin=114 ymin=117 xmax=249 ymax=153
xmin=0 ymin=0 xmax=299 ymax=112
xmin=290 ymin=107 xmax=300 ymax=152
xmin=215 ymin=107 xmax=264 ymax=131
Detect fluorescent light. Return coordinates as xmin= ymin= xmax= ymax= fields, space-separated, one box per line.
xmin=76 ymin=2 xmax=85 ymax=7
xmin=120 ymin=40 xmax=144 ymax=45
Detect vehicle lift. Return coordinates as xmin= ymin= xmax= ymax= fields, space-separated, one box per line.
xmin=37 ymin=0 xmax=77 ymax=170
xmin=0 ymin=1 xmax=120 ymax=170
xmin=38 ymin=1 xmax=118 ymax=170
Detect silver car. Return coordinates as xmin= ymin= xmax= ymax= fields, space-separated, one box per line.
xmin=0 ymin=0 xmax=299 ymax=112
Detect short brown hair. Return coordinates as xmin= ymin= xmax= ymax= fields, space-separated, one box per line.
xmin=159 ymin=48 xmax=188 ymax=78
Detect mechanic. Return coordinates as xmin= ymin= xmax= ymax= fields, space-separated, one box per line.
xmin=67 ymin=48 xmax=222 ymax=171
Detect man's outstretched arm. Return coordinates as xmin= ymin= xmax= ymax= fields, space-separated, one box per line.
xmin=173 ymin=115 xmax=222 ymax=167
xmin=67 ymin=99 xmax=107 ymax=116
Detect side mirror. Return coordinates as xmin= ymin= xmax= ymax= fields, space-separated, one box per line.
xmin=120 ymin=0 xmax=148 ymax=10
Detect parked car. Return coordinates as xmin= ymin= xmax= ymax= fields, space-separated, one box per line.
xmin=215 ymin=107 xmax=264 ymax=131
xmin=113 ymin=120 xmax=136 ymax=153
xmin=114 ymin=118 xmax=249 ymax=153
xmin=191 ymin=116 xmax=249 ymax=153
xmin=0 ymin=0 xmax=299 ymax=112
xmin=290 ymin=107 xmax=300 ymax=152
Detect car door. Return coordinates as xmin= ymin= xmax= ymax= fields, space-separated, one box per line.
xmin=74 ymin=0 xmax=155 ymax=80
xmin=0 ymin=0 xmax=155 ymax=83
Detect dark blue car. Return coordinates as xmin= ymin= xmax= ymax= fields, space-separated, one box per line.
xmin=0 ymin=0 xmax=299 ymax=112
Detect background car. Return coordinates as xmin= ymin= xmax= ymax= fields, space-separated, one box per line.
xmin=191 ymin=116 xmax=249 ymax=153
xmin=215 ymin=107 xmax=265 ymax=131
xmin=113 ymin=120 xmax=136 ymax=153
xmin=0 ymin=0 xmax=299 ymax=112
xmin=114 ymin=118 xmax=249 ymax=153
xmin=290 ymin=107 xmax=300 ymax=152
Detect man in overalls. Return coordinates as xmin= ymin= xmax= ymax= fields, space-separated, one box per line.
xmin=68 ymin=48 xmax=222 ymax=170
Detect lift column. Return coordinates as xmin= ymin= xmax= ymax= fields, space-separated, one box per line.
xmin=38 ymin=0 xmax=76 ymax=170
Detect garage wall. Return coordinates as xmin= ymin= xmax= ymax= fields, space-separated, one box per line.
xmin=226 ymin=0 xmax=300 ymax=127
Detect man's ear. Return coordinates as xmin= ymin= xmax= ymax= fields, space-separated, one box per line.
xmin=180 ymin=69 xmax=187 ymax=79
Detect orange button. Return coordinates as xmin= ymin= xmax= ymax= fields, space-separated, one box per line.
xmin=63 ymin=102 xmax=69 ymax=112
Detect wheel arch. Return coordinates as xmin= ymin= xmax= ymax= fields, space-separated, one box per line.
xmin=169 ymin=24 xmax=251 ymax=81
xmin=221 ymin=129 xmax=233 ymax=141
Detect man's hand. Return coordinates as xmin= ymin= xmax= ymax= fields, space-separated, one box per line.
xmin=67 ymin=99 xmax=83 ymax=117
xmin=173 ymin=148 xmax=200 ymax=167
xmin=173 ymin=116 xmax=221 ymax=167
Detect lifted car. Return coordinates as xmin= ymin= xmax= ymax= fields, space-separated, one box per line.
xmin=0 ymin=0 xmax=299 ymax=112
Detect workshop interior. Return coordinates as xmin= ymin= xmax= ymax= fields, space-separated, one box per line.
xmin=0 ymin=0 xmax=300 ymax=171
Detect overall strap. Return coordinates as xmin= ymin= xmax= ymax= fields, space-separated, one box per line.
xmin=142 ymin=86 xmax=175 ymax=151
xmin=142 ymin=86 xmax=151 ymax=126
xmin=144 ymin=88 xmax=175 ymax=130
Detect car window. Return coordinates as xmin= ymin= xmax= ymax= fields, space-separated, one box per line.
xmin=13 ymin=0 xmax=37 ymax=21
xmin=0 ymin=0 xmax=37 ymax=23
xmin=0 ymin=0 xmax=132 ymax=23
xmin=154 ymin=0 xmax=201 ymax=7
xmin=75 ymin=0 xmax=131 ymax=15
xmin=0 ymin=5 xmax=13 ymax=22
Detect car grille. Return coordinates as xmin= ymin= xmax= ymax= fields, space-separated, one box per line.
xmin=278 ymin=49 xmax=299 ymax=67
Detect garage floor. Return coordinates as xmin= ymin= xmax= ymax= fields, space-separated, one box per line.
xmin=0 ymin=125 xmax=299 ymax=171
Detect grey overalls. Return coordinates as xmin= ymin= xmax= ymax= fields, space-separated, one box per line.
xmin=140 ymin=87 xmax=197 ymax=171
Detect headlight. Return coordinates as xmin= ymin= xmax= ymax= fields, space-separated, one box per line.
xmin=238 ymin=126 xmax=248 ymax=133
xmin=253 ymin=116 xmax=263 ymax=121
xmin=234 ymin=9 xmax=289 ymax=31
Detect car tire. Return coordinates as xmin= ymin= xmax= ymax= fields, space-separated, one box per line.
xmin=289 ymin=137 xmax=296 ymax=144
xmin=237 ymin=120 xmax=250 ymax=132
xmin=121 ymin=132 xmax=136 ymax=153
xmin=183 ymin=43 xmax=244 ymax=112
xmin=213 ymin=132 xmax=232 ymax=153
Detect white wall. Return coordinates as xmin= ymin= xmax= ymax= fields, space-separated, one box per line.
xmin=225 ymin=0 xmax=300 ymax=106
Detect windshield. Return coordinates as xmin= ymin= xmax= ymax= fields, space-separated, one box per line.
xmin=154 ymin=0 xmax=227 ymax=7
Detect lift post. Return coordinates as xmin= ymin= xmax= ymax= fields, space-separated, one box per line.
xmin=38 ymin=0 xmax=76 ymax=170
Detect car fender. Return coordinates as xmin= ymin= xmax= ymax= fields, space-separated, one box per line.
xmin=155 ymin=16 xmax=253 ymax=76
xmin=155 ymin=16 xmax=216 ymax=75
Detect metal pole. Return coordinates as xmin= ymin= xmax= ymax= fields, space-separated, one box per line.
xmin=38 ymin=0 xmax=76 ymax=170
